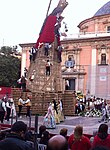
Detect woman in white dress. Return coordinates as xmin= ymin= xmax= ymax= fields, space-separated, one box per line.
xmin=43 ymin=102 xmax=56 ymax=128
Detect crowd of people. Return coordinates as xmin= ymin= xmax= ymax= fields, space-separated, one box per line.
xmin=0 ymin=95 xmax=32 ymax=124
xmin=0 ymin=96 xmax=16 ymax=123
xmin=0 ymin=121 xmax=110 ymax=150
xmin=75 ymin=95 xmax=110 ymax=123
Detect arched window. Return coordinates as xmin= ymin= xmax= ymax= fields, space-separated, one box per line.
xmin=101 ymin=53 xmax=106 ymax=65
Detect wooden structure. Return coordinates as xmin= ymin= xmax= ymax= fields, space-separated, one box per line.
xmin=12 ymin=88 xmax=76 ymax=116
xmin=26 ymin=43 xmax=63 ymax=93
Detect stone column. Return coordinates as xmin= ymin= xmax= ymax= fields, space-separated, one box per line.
xmin=90 ymin=48 xmax=96 ymax=95
xmin=21 ymin=48 xmax=27 ymax=76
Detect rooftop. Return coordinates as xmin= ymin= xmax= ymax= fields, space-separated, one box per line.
xmin=94 ymin=1 xmax=110 ymax=17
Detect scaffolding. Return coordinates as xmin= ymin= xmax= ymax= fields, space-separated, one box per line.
xmin=26 ymin=42 xmax=62 ymax=93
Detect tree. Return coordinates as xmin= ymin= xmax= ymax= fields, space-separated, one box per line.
xmin=0 ymin=46 xmax=21 ymax=87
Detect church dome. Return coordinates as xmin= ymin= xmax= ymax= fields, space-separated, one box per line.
xmin=94 ymin=1 xmax=110 ymax=17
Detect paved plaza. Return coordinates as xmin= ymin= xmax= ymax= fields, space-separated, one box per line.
xmin=3 ymin=115 xmax=110 ymax=136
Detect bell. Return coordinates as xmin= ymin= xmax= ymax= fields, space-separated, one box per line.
xmin=65 ymin=24 xmax=68 ymax=32
xmin=65 ymin=28 xmax=68 ymax=32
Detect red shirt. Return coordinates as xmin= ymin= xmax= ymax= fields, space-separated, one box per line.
xmin=92 ymin=134 xmax=110 ymax=149
xmin=68 ymin=134 xmax=91 ymax=150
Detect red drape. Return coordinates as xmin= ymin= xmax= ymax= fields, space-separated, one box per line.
xmin=35 ymin=15 xmax=57 ymax=49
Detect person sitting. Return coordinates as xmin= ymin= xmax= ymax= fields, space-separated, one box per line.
xmin=60 ymin=128 xmax=68 ymax=139
xmin=68 ymin=125 xmax=91 ymax=150
xmin=39 ymin=131 xmax=50 ymax=145
xmin=46 ymin=135 xmax=68 ymax=150
xmin=25 ymin=131 xmax=34 ymax=148
xmin=37 ymin=125 xmax=46 ymax=142
xmin=90 ymin=130 xmax=98 ymax=143
xmin=0 ymin=121 xmax=34 ymax=150
xmin=92 ymin=124 xmax=110 ymax=150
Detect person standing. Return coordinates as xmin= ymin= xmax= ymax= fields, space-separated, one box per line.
xmin=10 ymin=98 xmax=16 ymax=118
xmin=57 ymin=45 xmax=63 ymax=62
xmin=52 ymin=99 xmax=60 ymax=124
xmin=46 ymin=60 xmax=52 ymax=76
xmin=24 ymin=67 xmax=28 ymax=77
xmin=18 ymin=96 xmax=24 ymax=118
xmin=98 ymin=100 xmax=109 ymax=123
xmin=25 ymin=97 xmax=32 ymax=117
xmin=44 ymin=102 xmax=56 ymax=128
xmin=58 ymin=99 xmax=64 ymax=122
xmin=21 ymin=75 xmax=27 ymax=92
xmin=17 ymin=78 xmax=21 ymax=88
xmin=32 ymin=47 xmax=37 ymax=62
xmin=5 ymin=99 xmax=12 ymax=121
xmin=44 ymin=43 xmax=50 ymax=56
xmin=65 ymin=80 xmax=70 ymax=90
xmin=0 ymin=98 xmax=7 ymax=123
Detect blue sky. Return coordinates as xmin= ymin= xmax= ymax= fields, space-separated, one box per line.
xmin=0 ymin=0 xmax=109 ymax=48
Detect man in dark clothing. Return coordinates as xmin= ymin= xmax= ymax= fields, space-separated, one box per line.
xmin=21 ymin=76 xmax=27 ymax=92
xmin=0 ymin=98 xmax=7 ymax=123
xmin=44 ymin=43 xmax=50 ymax=56
xmin=37 ymin=125 xmax=46 ymax=139
xmin=0 ymin=121 xmax=34 ymax=150
xmin=5 ymin=100 xmax=11 ymax=121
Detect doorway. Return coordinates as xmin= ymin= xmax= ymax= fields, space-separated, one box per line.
xmin=65 ymin=79 xmax=75 ymax=90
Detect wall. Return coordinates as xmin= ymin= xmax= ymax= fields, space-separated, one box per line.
xmin=12 ymin=88 xmax=76 ymax=116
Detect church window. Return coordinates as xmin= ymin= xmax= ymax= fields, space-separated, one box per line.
xmin=101 ymin=53 xmax=106 ymax=65
xmin=107 ymin=26 xmax=110 ymax=33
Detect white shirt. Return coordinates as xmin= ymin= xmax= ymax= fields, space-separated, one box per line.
xmin=6 ymin=101 xmax=11 ymax=108
xmin=2 ymin=101 xmax=6 ymax=112
xmin=47 ymin=62 xmax=51 ymax=66
xmin=25 ymin=98 xmax=30 ymax=104
xmin=59 ymin=100 xmax=63 ymax=111
xmin=31 ymin=74 xmax=34 ymax=80
xmin=18 ymin=98 xmax=24 ymax=104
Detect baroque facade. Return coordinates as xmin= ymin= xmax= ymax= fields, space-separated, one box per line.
xmin=20 ymin=2 xmax=110 ymax=99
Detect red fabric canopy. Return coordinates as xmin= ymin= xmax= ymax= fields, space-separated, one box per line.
xmin=35 ymin=15 xmax=57 ymax=49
